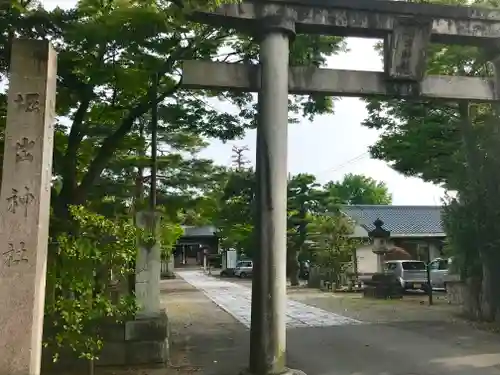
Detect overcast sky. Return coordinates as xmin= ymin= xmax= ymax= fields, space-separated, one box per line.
xmin=40 ymin=0 xmax=446 ymax=205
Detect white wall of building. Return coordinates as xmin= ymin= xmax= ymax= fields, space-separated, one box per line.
xmin=350 ymin=224 xmax=368 ymax=238
xmin=355 ymin=245 xmax=378 ymax=274
xmin=429 ymin=242 xmax=441 ymax=260
xmin=354 ymin=239 xmax=442 ymax=276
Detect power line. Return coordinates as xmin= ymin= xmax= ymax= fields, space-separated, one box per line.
xmin=316 ymin=152 xmax=369 ymax=177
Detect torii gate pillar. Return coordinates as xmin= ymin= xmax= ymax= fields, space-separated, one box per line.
xmin=249 ymin=15 xmax=302 ymax=375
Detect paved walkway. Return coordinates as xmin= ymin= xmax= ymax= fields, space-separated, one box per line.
xmin=161 ymin=276 xmax=248 ymax=375
xmin=175 ymin=270 xmax=500 ymax=375
xmin=177 ymin=270 xmax=360 ymax=328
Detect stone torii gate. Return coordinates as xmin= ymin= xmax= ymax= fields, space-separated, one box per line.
xmin=182 ymin=1 xmax=500 ymax=374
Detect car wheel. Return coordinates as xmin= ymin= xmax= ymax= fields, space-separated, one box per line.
xmin=240 ymin=272 xmax=247 ymax=278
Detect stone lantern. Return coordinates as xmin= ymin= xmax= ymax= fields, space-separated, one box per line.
xmin=368 ymin=218 xmax=391 ymax=273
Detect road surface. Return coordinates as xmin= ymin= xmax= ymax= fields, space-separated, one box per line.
xmin=171 ymin=270 xmax=500 ymax=375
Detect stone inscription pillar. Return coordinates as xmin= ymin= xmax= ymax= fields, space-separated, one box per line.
xmin=135 ymin=211 xmax=162 ymax=318
xmin=0 ymin=39 xmax=57 ymax=375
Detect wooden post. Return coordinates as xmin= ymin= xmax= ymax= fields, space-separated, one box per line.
xmin=0 ymin=39 xmax=57 ymax=375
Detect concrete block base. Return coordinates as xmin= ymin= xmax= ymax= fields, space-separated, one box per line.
xmin=42 ymin=311 xmax=170 ymax=371
xmin=126 ymin=313 xmax=169 ymax=341
xmin=285 ymin=370 xmax=307 ymax=375
xmin=161 ymin=271 xmax=176 ymax=279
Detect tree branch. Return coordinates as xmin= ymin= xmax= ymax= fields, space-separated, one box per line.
xmin=61 ymin=96 xmax=92 ymax=181
xmin=71 ymin=29 xmax=217 ymax=204
xmin=58 ymin=44 xmax=108 ymax=204
xmin=75 ymin=80 xmax=181 ymax=202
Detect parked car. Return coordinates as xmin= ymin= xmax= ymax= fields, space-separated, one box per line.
xmin=234 ymin=260 xmax=253 ymax=278
xmin=384 ymin=260 xmax=428 ymax=292
xmin=428 ymin=257 xmax=451 ymax=290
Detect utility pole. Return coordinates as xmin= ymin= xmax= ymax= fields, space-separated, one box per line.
xmin=134 ymin=72 xmax=162 ymax=318
xmin=426 ymin=246 xmax=433 ymax=306
xmin=129 ymin=119 xmax=145 ymax=295
xmin=150 ymin=73 xmax=158 ymax=222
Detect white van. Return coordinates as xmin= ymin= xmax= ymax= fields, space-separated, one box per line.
xmin=234 ymin=260 xmax=253 ymax=278
xmin=428 ymin=257 xmax=452 ymax=290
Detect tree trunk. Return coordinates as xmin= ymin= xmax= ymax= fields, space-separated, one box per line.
xmin=463 ymin=276 xmax=481 ymax=320
xmin=456 ymin=100 xmax=500 ymax=323
xmin=458 ymin=102 xmax=491 ymax=321
xmin=479 ymin=260 xmax=496 ymax=321
xmin=289 ymin=208 xmax=307 ymax=287
xmin=289 ymin=263 xmax=299 ymax=286
xmin=288 ymin=248 xmax=300 ymax=286
xmin=462 ymin=259 xmax=500 ymax=322
xmin=479 ymin=251 xmax=500 ymax=322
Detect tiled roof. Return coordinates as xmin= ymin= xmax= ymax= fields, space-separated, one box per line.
xmin=340 ymin=205 xmax=445 ymax=237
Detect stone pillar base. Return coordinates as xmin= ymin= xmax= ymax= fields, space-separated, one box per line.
xmin=239 ymin=368 xmax=307 ymax=375
xmin=42 ymin=311 xmax=170 ymax=371
xmin=119 ymin=311 xmax=170 ymax=365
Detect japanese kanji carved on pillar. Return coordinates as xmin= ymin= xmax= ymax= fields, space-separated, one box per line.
xmin=0 ymin=39 xmax=57 ymax=375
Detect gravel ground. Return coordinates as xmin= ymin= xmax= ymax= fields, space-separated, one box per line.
xmin=160 ymin=277 xmax=248 ymax=375
xmin=60 ymin=277 xmax=248 ymax=375
xmin=212 ymin=270 xmax=459 ymax=325
xmin=287 ymin=287 xmax=461 ymax=323
xmin=84 ymin=274 xmax=500 ymax=375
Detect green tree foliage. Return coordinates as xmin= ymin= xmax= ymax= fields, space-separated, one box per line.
xmin=0 ymin=0 xmax=345 ymax=361
xmin=307 ymin=214 xmax=359 ymax=284
xmin=46 ymin=206 xmax=139 ymax=361
xmin=362 ymin=0 xmax=487 ymax=188
xmin=0 ymin=0 xmax=361 ymax=358
xmin=159 ymin=218 xmax=184 ymax=259
xmin=213 ymin=145 xmax=391 ymax=272
xmin=325 ymin=173 xmax=392 ymax=205
xmin=442 ymin=103 xmax=500 ymax=321
xmin=217 ymin=167 xmax=256 ymax=257
xmin=286 ymin=173 xmax=391 ymax=284
xmin=0 ymin=0 xmax=345 ymax=219
xmin=287 ymin=173 xmax=324 ymax=285
xmin=215 ymin=146 xmax=256 ymax=256
xmin=361 ymin=0 xmax=500 ymax=321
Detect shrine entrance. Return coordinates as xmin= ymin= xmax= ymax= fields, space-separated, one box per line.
xmin=181 ymin=1 xmax=500 ymax=374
